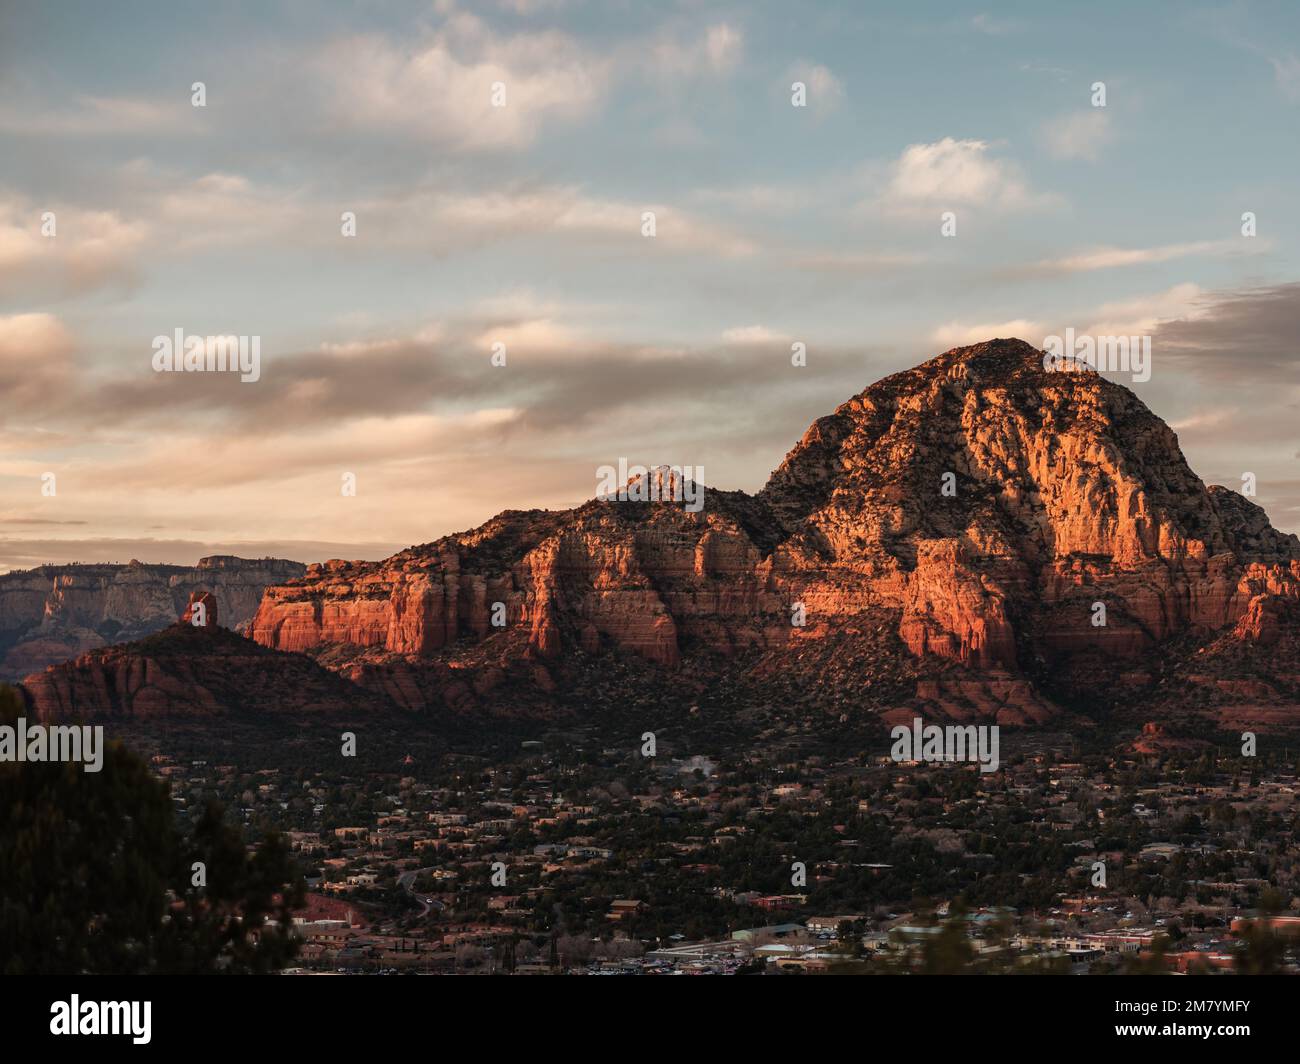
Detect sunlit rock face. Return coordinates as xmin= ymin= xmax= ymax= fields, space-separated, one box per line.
xmin=250 ymin=340 xmax=1298 ymax=684
xmin=33 ymin=340 xmax=1296 ymax=728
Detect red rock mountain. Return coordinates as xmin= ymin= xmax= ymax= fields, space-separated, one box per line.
xmin=243 ymin=339 xmax=1299 ymax=728
xmin=18 ymin=622 xmax=396 ymax=720
xmin=17 ymin=340 xmax=1300 ymax=730
xmin=0 ymin=555 xmax=304 ymax=679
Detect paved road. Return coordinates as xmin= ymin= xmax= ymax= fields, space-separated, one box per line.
xmin=398 ymin=867 xmax=437 ymax=917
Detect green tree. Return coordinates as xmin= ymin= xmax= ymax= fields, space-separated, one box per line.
xmin=0 ymin=685 xmax=303 ymax=974
xmin=918 ymin=909 xmax=975 ymax=975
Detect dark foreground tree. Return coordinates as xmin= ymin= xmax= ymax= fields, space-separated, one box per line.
xmin=1234 ymin=923 xmax=1285 ymax=975
xmin=0 ymin=685 xmax=303 ymax=974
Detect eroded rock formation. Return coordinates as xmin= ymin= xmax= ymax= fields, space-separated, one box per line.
xmin=0 ymin=555 xmax=304 ymax=678
xmin=245 ymin=340 xmax=1299 ymax=725
xmin=21 ymin=340 xmax=1300 ymax=729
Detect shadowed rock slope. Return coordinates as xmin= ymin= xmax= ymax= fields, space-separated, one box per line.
xmin=17 ymin=622 xmax=400 ymax=721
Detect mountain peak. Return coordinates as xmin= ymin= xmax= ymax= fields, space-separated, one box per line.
xmin=62 ymin=340 xmax=1298 ymax=731
xmin=932 ymin=336 xmax=1044 ymax=370
xmin=599 ymin=463 xmax=705 ymax=506
xmin=858 ymin=336 xmax=1114 ymax=407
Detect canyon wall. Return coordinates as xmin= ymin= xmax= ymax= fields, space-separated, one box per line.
xmin=0 ymin=555 xmax=305 ymax=678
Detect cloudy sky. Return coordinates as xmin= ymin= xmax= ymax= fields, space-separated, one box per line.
xmin=1 ymin=0 xmax=1298 ymax=571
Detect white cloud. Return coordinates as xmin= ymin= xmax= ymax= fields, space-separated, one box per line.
xmin=0 ymin=197 xmax=146 ymax=297
xmin=395 ymin=186 xmax=756 ymax=256
xmin=1026 ymin=240 xmax=1254 ymax=276
xmin=934 ymin=286 xmax=1208 ymax=354
xmin=645 ymin=22 xmax=744 ymax=81
xmin=1082 ymin=282 xmax=1206 ymax=337
xmin=706 ymin=24 xmax=744 ymax=72
xmin=39 ymin=169 xmax=760 ymax=262
xmin=1170 ymin=407 xmax=1239 ymax=432
xmin=883 ymin=138 xmax=1039 ymax=211
xmin=311 ymin=17 xmax=607 ymax=150
xmin=722 ymin=325 xmax=788 ymax=344
xmin=1042 ymin=110 xmax=1112 ymax=161
xmin=0 ymin=313 xmax=75 ymax=407
xmin=154 ymin=173 xmax=311 ymax=247
xmin=475 ymin=318 xmax=584 ymax=355
xmin=318 ymin=324 xmax=445 ymax=358
xmin=785 ymin=64 xmax=845 ymax=114
xmin=0 ymin=94 xmax=193 ymax=136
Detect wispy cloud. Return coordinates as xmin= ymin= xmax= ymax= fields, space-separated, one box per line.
xmin=783 ymin=62 xmax=845 ymax=116
xmin=0 ymin=93 xmax=194 ymax=135
xmin=0 ymin=195 xmax=146 ymax=301
xmin=1042 ymin=110 xmax=1112 ymax=161
xmin=969 ymin=13 xmax=1026 ymax=36
xmin=721 ymin=325 xmax=789 ymax=344
xmin=1005 ymin=239 xmax=1263 ymax=279
xmin=306 ymin=18 xmax=607 ymax=150
xmin=1195 ymin=7 xmax=1300 ymax=104
xmin=932 ymin=319 xmax=1043 ymax=347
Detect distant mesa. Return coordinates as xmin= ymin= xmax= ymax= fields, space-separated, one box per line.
xmin=0 ymin=555 xmax=304 ymax=680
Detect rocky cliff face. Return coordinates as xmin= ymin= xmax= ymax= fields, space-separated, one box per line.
xmin=0 ymin=555 xmax=305 ymax=679
xmin=22 ymin=340 xmax=1299 ymax=730
xmin=245 ymin=339 xmax=1300 ymax=727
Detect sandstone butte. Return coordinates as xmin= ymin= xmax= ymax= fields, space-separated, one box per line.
xmin=241 ymin=339 xmax=1300 ymax=726
xmin=17 ymin=340 xmax=1300 ymax=730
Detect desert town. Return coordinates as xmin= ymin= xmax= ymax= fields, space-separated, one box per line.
xmin=138 ymin=730 xmax=1300 ymax=974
